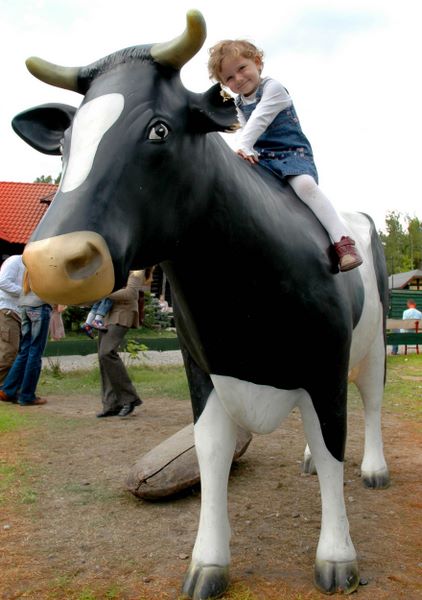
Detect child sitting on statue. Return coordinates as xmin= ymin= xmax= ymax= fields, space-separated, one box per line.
xmin=208 ymin=39 xmax=362 ymax=272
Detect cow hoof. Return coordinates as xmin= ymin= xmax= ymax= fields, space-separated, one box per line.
xmin=314 ymin=559 xmax=359 ymax=595
xmin=181 ymin=561 xmax=230 ymax=599
xmin=362 ymin=468 xmax=390 ymax=489
xmin=302 ymin=455 xmax=317 ymax=475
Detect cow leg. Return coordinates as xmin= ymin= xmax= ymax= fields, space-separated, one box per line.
xmin=182 ymin=389 xmax=237 ymax=600
xmin=298 ymin=394 xmax=359 ymax=595
xmin=353 ymin=331 xmax=390 ymax=489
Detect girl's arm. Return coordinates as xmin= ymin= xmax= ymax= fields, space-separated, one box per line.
xmin=237 ymin=79 xmax=292 ymax=159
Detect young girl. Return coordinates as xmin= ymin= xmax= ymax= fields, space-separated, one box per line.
xmin=208 ymin=40 xmax=362 ymax=272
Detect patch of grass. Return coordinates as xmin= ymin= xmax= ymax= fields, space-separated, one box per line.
xmin=104 ymin=585 xmax=122 ymax=599
xmin=45 ymin=356 xmax=65 ymax=378
xmin=128 ymin=365 xmax=189 ymax=400
xmin=38 ymin=365 xmax=189 ymax=401
xmin=0 ymin=464 xmax=16 ymax=500
xmin=38 ymin=367 xmax=102 ymax=396
xmin=383 ymin=355 xmax=422 ymax=420
xmin=75 ymin=591 xmax=97 ymax=600
xmin=62 ymin=482 xmax=120 ymax=506
xmin=0 ymin=405 xmax=31 ymax=432
xmin=201 ymin=584 xmax=257 ymax=600
xmin=0 ymin=461 xmax=38 ymax=505
xmin=347 ymin=355 xmax=422 ymax=422
xmin=46 ymin=574 xmax=75 ymax=599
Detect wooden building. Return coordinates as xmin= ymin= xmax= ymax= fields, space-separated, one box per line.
xmin=388 ymin=269 xmax=422 ymax=317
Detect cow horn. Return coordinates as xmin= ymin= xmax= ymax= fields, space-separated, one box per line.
xmin=26 ymin=57 xmax=80 ymax=92
xmin=151 ymin=9 xmax=206 ymax=70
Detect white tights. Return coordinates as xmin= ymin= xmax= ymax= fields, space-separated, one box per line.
xmin=288 ymin=174 xmax=349 ymax=243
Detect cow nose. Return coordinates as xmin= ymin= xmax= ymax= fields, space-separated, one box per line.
xmin=66 ymin=241 xmax=104 ymax=280
xmin=23 ymin=231 xmax=115 ymax=305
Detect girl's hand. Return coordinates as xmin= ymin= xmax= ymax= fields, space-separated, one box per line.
xmin=236 ymin=149 xmax=259 ymax=164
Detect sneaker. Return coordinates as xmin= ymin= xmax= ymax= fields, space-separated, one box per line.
xmin=92 ymin=319 xmax=108 ymax=331
xmin=80 ymin=323 xmax=95 ymax=339
xmin=333 ymin=236 xmax=363 ymax=272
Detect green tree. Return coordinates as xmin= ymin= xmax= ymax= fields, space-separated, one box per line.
xmin=34 ymin=174 xmax=61 ymax=184
xmin=406 ymin=216 xmax=422 ymax=269
xmin=380 ymin=211 xmax=422 ymax=274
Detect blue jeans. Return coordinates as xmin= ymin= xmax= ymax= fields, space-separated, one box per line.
xmin=1 ymin=304 xmax=52 ymax=404
xmin=91 ymin=297 xmax=113 ymax=318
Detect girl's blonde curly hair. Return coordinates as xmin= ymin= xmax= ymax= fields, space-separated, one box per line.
xmin=208 ymin=40 xmax=264 ymax=83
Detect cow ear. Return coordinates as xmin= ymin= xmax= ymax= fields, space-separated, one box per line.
xmin=188 ymin=84 xmax=239 ymax=133
xmin=12 ymin=103 xmax=77 ymax=155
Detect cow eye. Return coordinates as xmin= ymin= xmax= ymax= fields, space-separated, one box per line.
xmin=148 ymin=122 xmax=169 ymax=140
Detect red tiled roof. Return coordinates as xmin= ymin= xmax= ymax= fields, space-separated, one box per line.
xmin=0 ymin=181 xmax=58 ymax=244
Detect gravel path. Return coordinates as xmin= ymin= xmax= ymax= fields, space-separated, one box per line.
xmin=42 ymin=350 xmax=183 ymax=372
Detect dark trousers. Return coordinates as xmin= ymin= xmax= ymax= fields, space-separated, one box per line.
xmin=98 ymin=324 xmax=140 ymax=411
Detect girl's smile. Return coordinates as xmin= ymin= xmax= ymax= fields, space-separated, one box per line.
xmin=219 ymin=55 xmax=262 ymax=96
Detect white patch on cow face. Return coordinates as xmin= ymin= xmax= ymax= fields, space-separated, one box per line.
xmin=61 ymin=93 xmax=124 ymax=193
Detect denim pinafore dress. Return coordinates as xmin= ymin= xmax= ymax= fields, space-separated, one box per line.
xmin=236 ymin=79 xmax=319 ymax=183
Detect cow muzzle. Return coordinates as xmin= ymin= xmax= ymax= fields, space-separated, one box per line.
xmin=23 ymin=231 xmax=115 ymax=305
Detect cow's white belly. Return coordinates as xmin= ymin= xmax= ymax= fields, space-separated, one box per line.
xmin=210 ymin=374 xmax=304 ymax=434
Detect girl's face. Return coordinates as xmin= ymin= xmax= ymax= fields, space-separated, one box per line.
xmin=219 ymin=55 xmax=262 ymax=96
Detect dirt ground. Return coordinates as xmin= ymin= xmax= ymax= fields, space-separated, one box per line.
xmin=0 ymin=391 xmax=421 ymax=600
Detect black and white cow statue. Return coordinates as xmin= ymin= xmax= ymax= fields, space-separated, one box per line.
xmin=14 ymin=10 xmax=390 ymax=599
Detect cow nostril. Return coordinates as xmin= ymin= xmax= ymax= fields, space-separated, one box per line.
xmin=65 ymin=243 xmax=103 ymax=281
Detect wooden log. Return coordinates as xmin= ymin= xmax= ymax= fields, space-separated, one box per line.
xmin=126 ymin=424 xmax=252 ymax=500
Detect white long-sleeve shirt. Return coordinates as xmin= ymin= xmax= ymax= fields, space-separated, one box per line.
xmin=236 ymin=77 xmax=292 ymax=157
xmin=0 ymin=255 xmax=25 ymax=312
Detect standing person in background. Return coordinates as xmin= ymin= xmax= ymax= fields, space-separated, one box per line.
xmin=49 ymin=304 xmax=66 ymax=341
xmin=0 ymin=255 xmax=25 ymax=384
xmin=96 ymin=269 xmax=153 ymax=418
xmin=391 ymin=299 xmax=422 ymax=355
xmin=0 ymin=271 xmax=52 ymax=406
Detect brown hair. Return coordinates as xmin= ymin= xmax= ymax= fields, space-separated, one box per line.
xmin=208 ymin=39 xmax=264 ymax=83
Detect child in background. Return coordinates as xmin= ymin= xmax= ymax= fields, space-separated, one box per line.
xmin=208 ymin=40 xmax=362 ymax=272
xmin=81 ymin=297 xmax=113 ymax=339
xmin=49 ymin=304 xmax=66 ymax=341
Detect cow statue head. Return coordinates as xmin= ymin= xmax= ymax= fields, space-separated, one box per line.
xmin=14 ymin=10 xmax=237 ymax=304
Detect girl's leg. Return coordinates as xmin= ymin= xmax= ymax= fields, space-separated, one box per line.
xmin=85 ymin=310 xmax=96 ymax=325
xmin=288 ymin=174 xmax=362 ymax=271
xmin=289 ymin=174 xmax=346 ymax=241
xmin=96 ymin=297 xmax=113 ymax=317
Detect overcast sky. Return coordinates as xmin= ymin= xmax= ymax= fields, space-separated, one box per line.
xmin=1 ymin=0 xmax=421 ymax=231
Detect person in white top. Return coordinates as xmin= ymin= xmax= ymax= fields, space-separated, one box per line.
xmin=391 ymin=299 xmax=422 ymax=355
xmin=0 ymin=255 xmax=25 ymax=383
xmin=208 ymin=39 xmax=363 ymax=272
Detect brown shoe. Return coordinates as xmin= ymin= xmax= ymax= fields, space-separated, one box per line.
xmin=333 ymin=236 xmax=363 ymax=272
xmin=18 ymin=397 xmax=47 ymax=406
xmin=0 ymin=390 xmax=17 ymax=403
